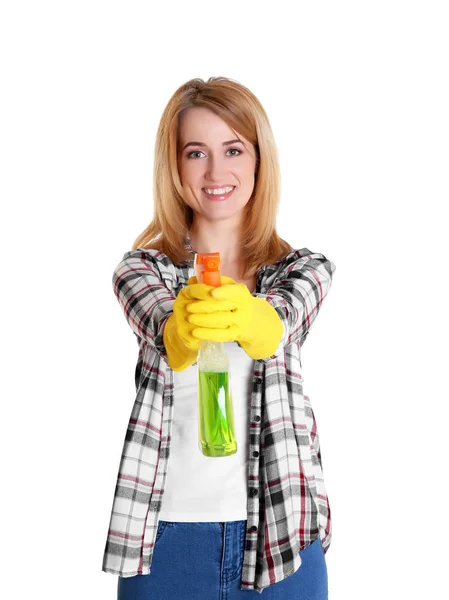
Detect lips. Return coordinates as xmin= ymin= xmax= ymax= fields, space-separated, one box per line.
xmin=202 ymin=186 xmax=236 ymax=201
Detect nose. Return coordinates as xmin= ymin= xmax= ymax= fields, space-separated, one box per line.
xmin=204 ymin=154 xmax=228 ymax=182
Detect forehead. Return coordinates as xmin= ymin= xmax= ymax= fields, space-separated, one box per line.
xmin=178 ymin=107 xmax=246 ymax=144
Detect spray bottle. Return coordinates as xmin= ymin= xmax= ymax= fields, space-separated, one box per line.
xmin=194 ymin=252 xmax=237 ymax=457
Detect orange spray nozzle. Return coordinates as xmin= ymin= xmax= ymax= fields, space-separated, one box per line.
xmin=194 ymin=252 xmax=221 ymax=287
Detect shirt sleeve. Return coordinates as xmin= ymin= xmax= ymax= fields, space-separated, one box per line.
xmin=112 ymin=249 xmax=175 ymax=359
xmin=254 ymin=250 xmax=336 ymax=363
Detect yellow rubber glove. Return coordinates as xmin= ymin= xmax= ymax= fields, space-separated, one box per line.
xmin=163 ymin=282 xmax=215 ymax=371
xmin=186 ymin=282 xmax=284 ymax=360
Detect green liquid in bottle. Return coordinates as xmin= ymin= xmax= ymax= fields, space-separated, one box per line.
xmin=198 ymin=370 xmax=237 ymax=457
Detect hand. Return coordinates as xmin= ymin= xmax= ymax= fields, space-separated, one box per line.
xmin=163 ymin=281 xmax=216 ymax=371
xmin=186 ymin=282 xmax=284 ymax=360
xmin=170 ymin=282 xmax=218 ymax=351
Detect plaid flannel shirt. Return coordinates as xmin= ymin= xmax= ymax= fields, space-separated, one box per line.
xmin=101 ymin=237 xmax=336 ymax=593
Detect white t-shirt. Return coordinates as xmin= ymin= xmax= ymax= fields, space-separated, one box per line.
xmin=159 ymin=341 xmax=254 ymax=522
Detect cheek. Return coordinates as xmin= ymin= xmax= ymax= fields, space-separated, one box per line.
xmin=236 ymin=158 xmax=256 ymax=179
xmin=179 ymin=162 xmax=201 ymax=185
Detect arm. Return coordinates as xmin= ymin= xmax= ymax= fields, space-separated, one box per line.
xmin=112 ymin=250 xmax=175 ymax=360
xmin=184 ymin=249 xmax=336 ymax=362
xmin=254 ymin=249 xmax=336 ymax=363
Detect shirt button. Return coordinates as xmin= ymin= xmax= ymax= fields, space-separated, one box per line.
xmin=253 ymin=451 xmax=259 ymax=458
xmin=254 ymin=415 xmax=261 ymax=422
xmin=251 ymin=488 xmax=259 ymax=497
xmin=247 ymin=526 xmax=258 ymax=533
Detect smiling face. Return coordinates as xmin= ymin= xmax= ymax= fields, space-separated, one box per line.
xmin=177 ymin=107 xmax=258 ymax=227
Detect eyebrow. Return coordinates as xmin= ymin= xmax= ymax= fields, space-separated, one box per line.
xmin=182 ymin=138 xmax=244 ymax=150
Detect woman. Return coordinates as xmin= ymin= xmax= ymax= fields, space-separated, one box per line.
xmin=102 ymin=76 xmax=336 ymax=598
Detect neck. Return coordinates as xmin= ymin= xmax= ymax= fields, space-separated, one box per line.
xmin=187 ymin=218 xmax=244 ymax=274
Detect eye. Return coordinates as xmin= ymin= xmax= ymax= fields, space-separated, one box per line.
xmin=186 ymin=148 xmax=242 ymax=159
xmin=187 ymin=150 xmax=206 ymax=159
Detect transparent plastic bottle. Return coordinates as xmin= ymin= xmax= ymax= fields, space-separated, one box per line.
xmin=195 ymin=252 xmax=237 ymax=457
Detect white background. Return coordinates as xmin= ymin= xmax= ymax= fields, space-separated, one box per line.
xmin=1 ymin=1 xmax=447 ymax=598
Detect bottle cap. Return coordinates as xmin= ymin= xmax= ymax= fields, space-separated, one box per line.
xmin=195 ymin=252 xmax=221 ymax=287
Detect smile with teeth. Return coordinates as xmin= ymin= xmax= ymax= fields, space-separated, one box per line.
xmin=202 ymin=186 xmax=235 ymax=199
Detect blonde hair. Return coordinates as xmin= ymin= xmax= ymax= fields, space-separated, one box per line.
xmin=132 ymin=76 xmax=292 ymax=279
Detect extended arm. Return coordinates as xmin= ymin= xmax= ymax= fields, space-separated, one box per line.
xmin=254 ymin=250 xmax=336 ymax=362
xmin=112 ymin=250 xmax=175 ymax=359
xmin=112 ymin=249 xmax=220 ymax=370
xmin=184 ymin=249 xmax=336 ymax=362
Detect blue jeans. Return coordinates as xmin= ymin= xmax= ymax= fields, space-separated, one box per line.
xmin=117 ymin=520 xmax=328 ymax=599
